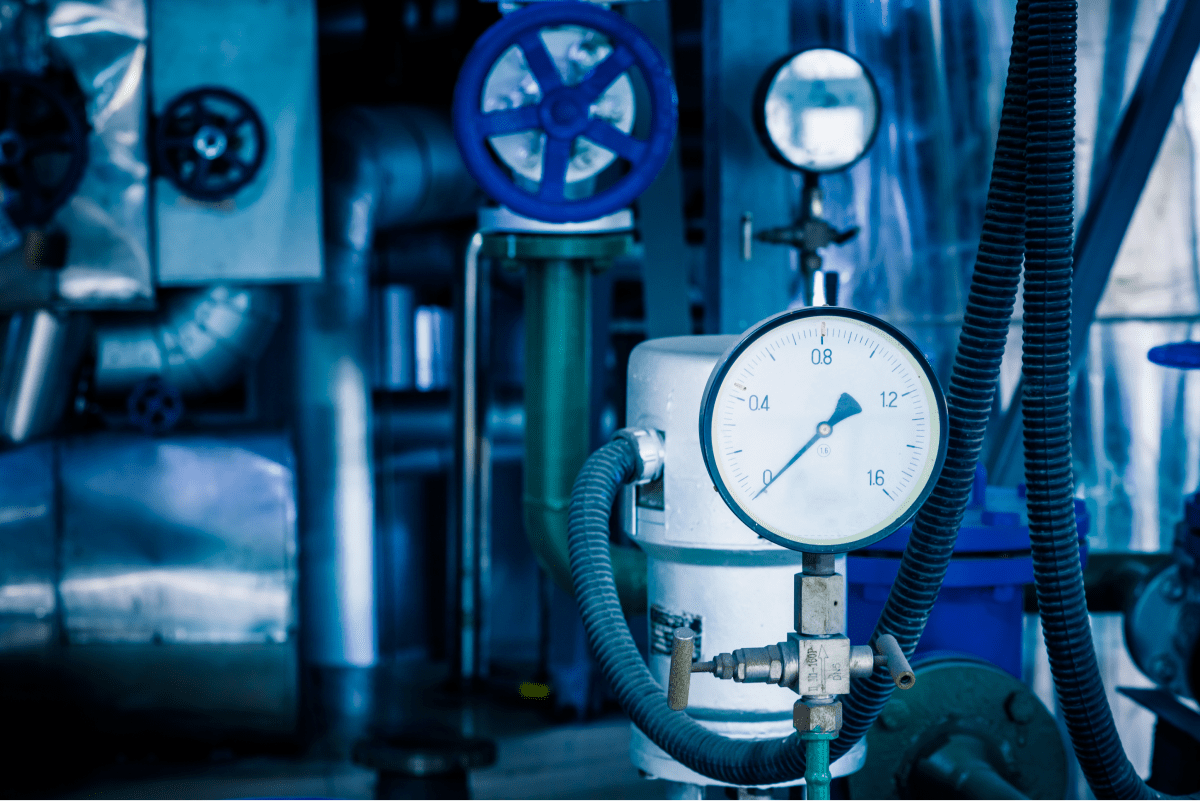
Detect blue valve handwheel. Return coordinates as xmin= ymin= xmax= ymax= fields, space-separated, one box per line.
xmin=452 ymin=1 xmax=677 ymax=223
xmin=1148 ymin=341 xmax=1200 ymax=369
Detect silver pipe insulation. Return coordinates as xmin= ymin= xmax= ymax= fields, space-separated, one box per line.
xmin=92 ymin=286 xmax=281 ymax=395
xmin=297 ymin=106 xmax=478 ymax=673
xmin=0 ymin=309 xmax=87 ymax=443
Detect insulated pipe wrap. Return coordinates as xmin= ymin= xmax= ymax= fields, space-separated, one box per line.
xmin=93 ymin=286 xmax=281 ymax=396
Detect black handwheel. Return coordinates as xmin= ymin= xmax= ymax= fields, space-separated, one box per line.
xmin=155 ymin=87 xmax=267 ymax=201
xmin=0 ymin=71 xmax=89 ymax=228
xmin=127 ymin=376 xmax=184 ymax=435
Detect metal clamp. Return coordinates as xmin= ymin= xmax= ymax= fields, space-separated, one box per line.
xmin=614 ymin=427 xmax=665 ymax=484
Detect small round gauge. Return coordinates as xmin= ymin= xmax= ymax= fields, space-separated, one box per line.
xmin=700 ymin=308 xmax=947 ymax=553
xmin=753 ymin=48 xmax=880 ymax=173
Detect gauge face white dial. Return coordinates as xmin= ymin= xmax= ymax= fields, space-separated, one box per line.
xmin=700 ymin=309 xmax=946 ymax=552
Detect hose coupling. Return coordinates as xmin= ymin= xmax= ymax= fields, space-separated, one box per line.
xmin=613 ymin=427 xmax=665 ymax=484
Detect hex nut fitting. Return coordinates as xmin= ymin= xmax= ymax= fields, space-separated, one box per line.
xmin=614 ymin=428 xmax=665 ymax=484
xmin=794 ymin=700 xmax=842 ymax=734
xmin=714 ymin=652 xmax=736 ymax=680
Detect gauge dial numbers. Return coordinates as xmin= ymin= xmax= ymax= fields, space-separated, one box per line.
xmin=699 ymin=308 xmax=948 ymax=553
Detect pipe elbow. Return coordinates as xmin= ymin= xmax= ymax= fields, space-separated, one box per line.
xmin=93 ymin=285 xmax=281 ymax=396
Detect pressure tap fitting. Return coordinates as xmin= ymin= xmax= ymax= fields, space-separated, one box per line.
xmin=614 ymin=427 xmax=665 ymax=484
xmin=668 ymin=630 xmax=882 ymax=708
xmin=664 ymin=554 xmax=917 ymax=712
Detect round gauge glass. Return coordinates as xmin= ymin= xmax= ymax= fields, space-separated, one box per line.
xmin=700 ymin=308 xmax=947 ymax=553
xmin=755 ymin=48 xmax=880 ymax=173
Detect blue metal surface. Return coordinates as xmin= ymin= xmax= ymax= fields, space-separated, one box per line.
xmin=703 ymin=0 xmax=793 ymax=335
xmin=152 ymin=0 xmax=322 ymax=285
xmin=847 ymin=466 xmax=1089 ymax=677
xmin=1148 ymin=341 xmax=1200 ymax=369
xmin=452 ymin=1 xmax=677 ymax=223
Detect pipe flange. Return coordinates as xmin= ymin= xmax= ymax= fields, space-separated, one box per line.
xmin=614 ymin=427 xmax=664 ymax=484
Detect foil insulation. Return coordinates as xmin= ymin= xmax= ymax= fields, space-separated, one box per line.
xmin=0 ymin=433 xmax=298 ymax=734
xmin=810 ymin=0 xmax=1200 ymax=553
xmin=49 ymin=0 xmax=151 ymax=307
xmin=0 ymin=0 xmax=152 ymax=310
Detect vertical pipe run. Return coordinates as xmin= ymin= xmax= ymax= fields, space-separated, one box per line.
xmin=803 ymin=733 xmax=834 ymax=799
xmin=1 ymin=310 xmax=71 ymax=443
xmin=454 ymin=233 xmax=490 ymax=682
xmin=508 ymin=232 xmax=645 ymax=614
xmin=523 ymin=259 xmax=592 ymax=600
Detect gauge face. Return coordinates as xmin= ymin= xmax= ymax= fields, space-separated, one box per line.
xmin=754 ymin=48 xmax=880 ymax=173
xmin=700 ymin=308 xmax=947 ymax=553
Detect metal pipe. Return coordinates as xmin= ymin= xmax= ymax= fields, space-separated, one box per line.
xmin=453 ymin=232 xmax=488 ymax=682
xmin=298 ymin=106 xmax=476 ymax=688
xmin=0 ymin=309 xmax=85 ymax=443
xmin=522 ymin=257 xmax=646 ymax=613
xmin=875 ymin=634 xmax=915 ymax=690
xmin=92 ymin=286 xmax=280 ymax=396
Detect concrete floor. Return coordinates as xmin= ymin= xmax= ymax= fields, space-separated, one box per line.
xmin=66 ymin=720 xmax=666 ymax=800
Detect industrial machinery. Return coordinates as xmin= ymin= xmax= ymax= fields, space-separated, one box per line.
xmin=5 ymin=0 xmax=1200 ymax=797
xmin=614 ymin=306 xmax=947 ymax=796
xmin=848 ymin=467 xmax=1089 ymax=679
xmin=564 ymin=0 xmax=1198 ymax=799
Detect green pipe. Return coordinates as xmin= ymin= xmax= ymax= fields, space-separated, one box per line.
xmin=523 ymin=258 xmax=647 ymax=615
xmin=801 ymin=730 xmax=836 ymax=800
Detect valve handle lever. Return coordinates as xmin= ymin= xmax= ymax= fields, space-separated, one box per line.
xmin=667 ymin=627 xmax=713 ymax=710
xmin=875 ymin=634 xmax=916 ymax=690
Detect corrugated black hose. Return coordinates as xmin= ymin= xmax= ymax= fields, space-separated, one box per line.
xmin=570 ymin=1 xmax=1191 ymax=794
xmin=1020 ymin=2 xmax=1192 ymax=798
xmin=833 ymin=0 xmax=1030 ymax=758
xmin=566 ymin=0 xmax=1030 ymax=778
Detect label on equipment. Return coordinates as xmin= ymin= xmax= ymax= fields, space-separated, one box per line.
xmin=650 ymin=604 xmax=702 ymax=662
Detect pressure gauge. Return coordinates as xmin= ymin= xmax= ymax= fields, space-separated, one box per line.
xmin=700 ymin=308 xmax=947 ymax=553
xmin=753 ymin=48 xmax=880 ymax=173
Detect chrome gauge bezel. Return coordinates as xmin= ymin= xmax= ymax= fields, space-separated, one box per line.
xmin=699 ymin=307 xmax=949 ymax=553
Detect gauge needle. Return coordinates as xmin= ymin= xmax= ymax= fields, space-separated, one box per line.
xmin=753 ymin=392 xmax=863 ymax=499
